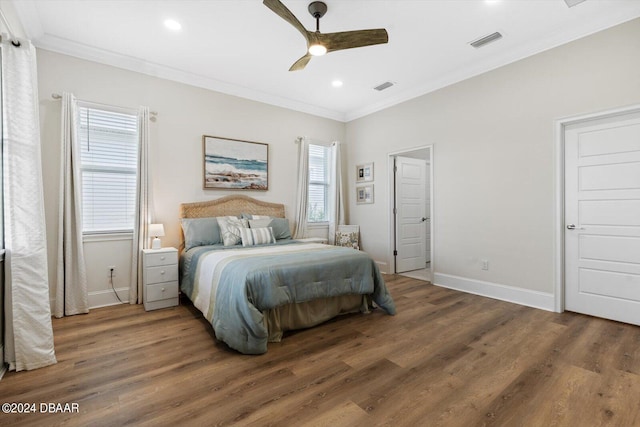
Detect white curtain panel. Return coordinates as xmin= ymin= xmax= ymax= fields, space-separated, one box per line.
xmin=292 ymin=137 xmax=310 ymax=238
xmin=2 ymin=39 xmax=56 ymax=371
xmin=129 ymin=106 xmax=152 ymax=304
xmin=54 ymin=92 xmax=89 ymax=318
xmin=328 ymin=141 xmax=345 ymax=244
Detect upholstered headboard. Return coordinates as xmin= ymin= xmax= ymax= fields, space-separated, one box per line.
xmin=178 ymin=195 xmax=285 ymax=252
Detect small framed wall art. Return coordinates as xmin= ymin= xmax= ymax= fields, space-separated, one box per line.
xmin=356 ymin=184 xmax=374 ymax=204
xmin=356 ymin=162 xmax=374 ymax=183
xmin=203 ymin=135 xmax=268 ymax=190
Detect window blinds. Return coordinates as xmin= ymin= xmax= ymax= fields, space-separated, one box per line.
xmin=78 ymin=106 xmax=138 ymax=233
xmin=308 ymin=144 xmax=330 ymax=222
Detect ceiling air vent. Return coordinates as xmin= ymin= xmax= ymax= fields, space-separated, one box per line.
xmin=374 ymin=81 xmax=394 ymax=91
xmin=564 ymin=0 xmax=586 ymax=7
xmin=469 ymin=31 xmax=503 ymax=49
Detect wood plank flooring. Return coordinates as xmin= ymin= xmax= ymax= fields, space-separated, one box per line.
xmin=2 ymin=275 xmax=640 ymax=426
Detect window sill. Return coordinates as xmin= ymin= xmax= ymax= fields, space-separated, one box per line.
xmin=83 ymin=232 xmax=133 ymax=243
xmin=307 ymin=222 xmax=329 ymax=229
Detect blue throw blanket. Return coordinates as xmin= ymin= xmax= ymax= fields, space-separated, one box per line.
xmin=180 ymin=242 xmax=396 ymax=354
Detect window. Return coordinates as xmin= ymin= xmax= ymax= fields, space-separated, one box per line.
xmin=308 ymin=144 xmax=330 ymax=223
xmin=78 ymin=104 xmax=138 ymax=233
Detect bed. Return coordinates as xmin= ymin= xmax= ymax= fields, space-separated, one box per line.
xmin=178 ymin=195 xmax=396 ymax=354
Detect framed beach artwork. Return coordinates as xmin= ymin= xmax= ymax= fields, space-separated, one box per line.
xmin=203 ymin=135 xmax=268 ymax=190
xmin=356 ymin=185 xmax=374 ymax=204
xmin=356 ymin=162 xmax=374 ymax=183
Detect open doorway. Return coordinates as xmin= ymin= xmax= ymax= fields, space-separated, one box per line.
xmin=388 ymin=145 xmax=433 ymax=282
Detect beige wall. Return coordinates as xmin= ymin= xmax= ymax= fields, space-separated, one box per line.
xmin=31 ymin=17 xmax=640 ymax=310
xmin=36 ymin=50 xmax=345 ymax=306
xmin=345 ymin=18 xmax=640 ymax=303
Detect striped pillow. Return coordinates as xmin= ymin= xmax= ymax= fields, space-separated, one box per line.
xmin=240 ymin=227 xmax=276 ymax=246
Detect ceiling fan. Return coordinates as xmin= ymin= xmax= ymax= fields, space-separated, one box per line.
xmin=263 ymin=0 xmax=389 ymax=71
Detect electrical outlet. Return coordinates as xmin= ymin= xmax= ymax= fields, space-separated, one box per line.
xmin=108 ymin=266 xmax=116 ymax=277
xmin=481 ymin=260 xmax=489 ymax=271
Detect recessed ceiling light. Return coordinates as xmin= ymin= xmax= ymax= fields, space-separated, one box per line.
xmin=332 ymin=80 xmax=343 ymax=88
xmin=485 ymin=0 xmax=500 ymax=4
xmin=164 ymin=19 xmax=182 ymax=31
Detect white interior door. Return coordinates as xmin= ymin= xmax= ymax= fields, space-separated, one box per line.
xmin=565 ymin=110 xmax=640 ymax=325
xmin=395 ymin=156 xmax=427 ymax=273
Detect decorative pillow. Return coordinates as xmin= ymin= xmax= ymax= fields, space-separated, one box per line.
xmin=240 ymin=227 xmax=276 ymax=246
xmin=181 ymin=217 xmax=221 ymax=251
xmin=249 ymin=218 xmax=292 ymax=240
xmin=241 ymin=213 xmax=271 ymax=220
xmin=217 ymin=217 xmax=249 ymax=246
xmin=336 ymin=231 xmax=360 ymax=250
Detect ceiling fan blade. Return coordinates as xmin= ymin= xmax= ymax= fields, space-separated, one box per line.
xmin=289 ymin=54 xmax=312 ymax=71
xmin=319 ymin=29 xmax=389 ymax=53
xmin=263 ymin=0 xmax=310 ymax=43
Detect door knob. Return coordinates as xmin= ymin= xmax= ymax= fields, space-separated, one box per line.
xmin=421 ymin=217 xmax=429 ymax=222
xmin=566 ymin=224 xmax=585 ymax=230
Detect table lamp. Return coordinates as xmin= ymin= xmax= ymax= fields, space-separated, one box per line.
xmin=149 ymin=223 xmax=165 ymax=249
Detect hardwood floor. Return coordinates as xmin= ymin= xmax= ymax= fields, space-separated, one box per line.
xmin=2 ymin=275 xmax=640 ymax=426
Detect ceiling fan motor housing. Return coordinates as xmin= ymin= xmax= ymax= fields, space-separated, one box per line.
xmin=308 ymin=1 xmax=327 ymax=19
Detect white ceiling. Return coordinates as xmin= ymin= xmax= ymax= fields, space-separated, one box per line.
xmin=12 ymin=0 xmax=640 ymax=122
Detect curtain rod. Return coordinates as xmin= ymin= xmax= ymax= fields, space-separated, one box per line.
xmin=295 ymin=137 xmax=337 ymax=146
xmin=0 ymin=8 xmax=21 ymax=47
xmin=51 ymin=93 xmax=158 ymax=121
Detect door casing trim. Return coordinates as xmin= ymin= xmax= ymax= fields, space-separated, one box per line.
xmin=387 ymin=144 xmax=434 ymax=275
xmin=554 ymin=103 xmax=640 ymax=313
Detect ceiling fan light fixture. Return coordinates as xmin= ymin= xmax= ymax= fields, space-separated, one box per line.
xmin=308 ymin=43 xmax=327 ymax=56
xmin=263 ymin=0 xmax=389 ymax=71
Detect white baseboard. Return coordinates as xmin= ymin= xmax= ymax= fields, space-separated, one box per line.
xmin=433 ymin=273 xmax=555 ymax=312
xmin=49 ymin=287 xmax=129 ymax=314
xmin=88 ymin=288 xmax=129 ymax=309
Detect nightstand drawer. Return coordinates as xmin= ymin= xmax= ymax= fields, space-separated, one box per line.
xmin=146 ymin=265 xmax=178 ymax=284
xmin=145 ymin=251 xmax=178 ymax=267
xmin=145 ymin=281 xmax=179 ymax=302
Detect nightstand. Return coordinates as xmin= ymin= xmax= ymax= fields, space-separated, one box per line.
xmin=142 ymin=247 xmax=179 ymax=311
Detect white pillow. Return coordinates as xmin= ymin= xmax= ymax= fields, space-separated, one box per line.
xmin=240 ymin=227 xmax=276 ymax=246
xmin=217 ymin=217 xmax=249 ymax=246
xmin=251 ymin=215 xmax=271 ymax=220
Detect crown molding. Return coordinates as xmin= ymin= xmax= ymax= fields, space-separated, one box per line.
xmin=33 ymin=34 xmax=347 ymax=122
xmin=345 ymin=13 xmax=640 ymax=122
xmin=13 ymin=0 xmax=640 ymax=124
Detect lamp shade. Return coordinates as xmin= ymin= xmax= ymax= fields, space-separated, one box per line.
xmin=149 ymin=223 xmax=165 ymax=237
